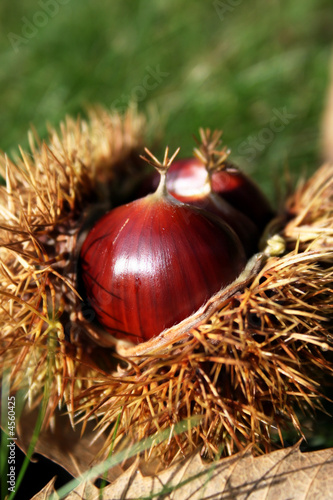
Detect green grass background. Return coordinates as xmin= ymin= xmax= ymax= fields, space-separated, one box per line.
xmin=0 ymin=0 xmax=332 ymax=199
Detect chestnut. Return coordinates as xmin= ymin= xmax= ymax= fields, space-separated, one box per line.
xmin=136 ymin=130 xmax=275 ymax=233
xmin=79 ymin=148 xmax=247 ymax=343
xmin=167 ymin=157 xmax=274 ymax=232
xmin=173 ymin=190 xmax=259 ymax=257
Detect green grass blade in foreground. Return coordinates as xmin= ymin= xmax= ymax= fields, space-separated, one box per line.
xmin=128 ymin=444 xmax=233 ymax=500
xmin=8 ymin=395 xmax=47 ymax=500
xmin=8 ymin=328 xmax=57 ymax=500
xmin=1 ymin=372 xmax=11 ymax=500
xmin=98 ymin=411 xmax=122 ymax=500
xmin=54 ymin=415 xmax=202 ymax=500
xmin=1 ymin=372 xmax=26 ymax=500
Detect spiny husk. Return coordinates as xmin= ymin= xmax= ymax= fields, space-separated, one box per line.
xmin=0 ymin=108 xmax=332 ymax=472
xmin=75 ymin=164 xmax=333 ymax=464
xmin=0 ymin=107 xmax=145 ymax=425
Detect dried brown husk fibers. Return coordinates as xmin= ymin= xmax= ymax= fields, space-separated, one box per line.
xmin=0 ymin=108 xmax=332 ymax=473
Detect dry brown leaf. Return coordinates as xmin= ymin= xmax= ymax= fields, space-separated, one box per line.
xmin=63 ymin=482 xmax=100 ymax=500
xmin=31 ymin=477 xmax=58 ymax=499
xmin=101 ymin=445 xmax=333 ymax=500
xmin=15 ymin=407 xmax=123 ymax=483
xmin=31 ymin=478 xmax=100 ymax=500
xmin=32 ymin=445 xmax=333 ymax=500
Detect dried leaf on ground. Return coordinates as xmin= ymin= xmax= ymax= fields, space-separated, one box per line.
xmin=103 ymin=445 xmax=333 ymax=500
xmin=32 ymin=445 xmax=333 ymax=500
xmin=31 ymin=478 xmax=58 ymax=500
xmin=15 ymin=408 xmax=123 ymax=483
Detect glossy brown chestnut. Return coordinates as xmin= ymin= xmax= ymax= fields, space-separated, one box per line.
xmin=166 ymin=158 xmax=275 ymax=231
xmin=80 ymin=158 xmax=247 ymax=343
xmin=173 ymin=191 xmax=259 ymax=257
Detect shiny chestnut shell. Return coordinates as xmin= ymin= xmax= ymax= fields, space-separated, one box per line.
xmin=169 ymin=192 xmax=259 ymax=257
xmin=140 ymin=158 xmax=274 ymax=232
xmin=79 ymin=193 xmax=246 ymax=343
xmin=167 ymin=158 xmax=275 ymax=231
